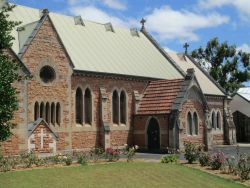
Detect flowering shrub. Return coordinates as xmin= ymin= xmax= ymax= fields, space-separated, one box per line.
xmin=183 ymin=141 xmax=202 ymax=164
xmin=63 ymin=155 xmax=73 ymax=166
xmin=122 ymin=144 xmax=138 ymax=162
xmin=209 ymin=152 xmax=227 ymax=170
xmin=105 ymin=147 xmax=120 ymax=162
xmin=75 ymin=152 xmax=88 ymax=165
xmin=237 ymin=154 xmax=250 ymax=181
xmin=0 ymin=155 xmax=12 ymax=172
xmin=161 ymin=155 xmax=179 ymax=164
xmin=226 ymin=156 xmax=238 ymax=175
xmin=20 ymin=152 xmax=38 ymax=168
xmin=199 ymin=152 xmax=210 ymax=167
xmin=51 ymin=154 xmax=63 ymax=164
xmin=90 ymin=147 xmax=104 ymax=162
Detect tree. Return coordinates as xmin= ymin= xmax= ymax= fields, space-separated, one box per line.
xmin=191 ymin=37 xmax=250 ymax=94
xmin=0 ymin=2 xmax=21 ymax=142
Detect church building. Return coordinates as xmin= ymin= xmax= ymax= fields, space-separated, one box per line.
xmin=2 ymin=4 xmax=236 ymax=155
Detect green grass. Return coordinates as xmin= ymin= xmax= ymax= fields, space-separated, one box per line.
xmin=0 ymin=162 xmax=247 ymax=188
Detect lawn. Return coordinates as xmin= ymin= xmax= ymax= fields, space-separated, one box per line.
xmin=0 ymin=162 xmax=247 ymax=188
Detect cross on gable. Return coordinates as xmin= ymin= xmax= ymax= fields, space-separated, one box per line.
xmin=38 ymin=128 xmax=46 ymax=149
xmin=183 ymin=42 xmax=190 ymax=55
xmin=140 ymin=18 xmax=146 ymax=29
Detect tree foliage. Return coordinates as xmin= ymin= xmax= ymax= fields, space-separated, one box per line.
xmin=0 ymin=3 xmax=21 ymax=142
xmin=192 ymin=37 xmax=250 ymax=94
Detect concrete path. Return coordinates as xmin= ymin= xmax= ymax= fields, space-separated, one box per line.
xmin=212 ymin=144 xmax=250 ymax=157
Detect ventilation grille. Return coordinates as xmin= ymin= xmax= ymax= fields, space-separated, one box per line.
xmin=105 ymin=23 xmax=114 ymax=32
xmin=130 ymin=28 xmax=139 ymax=37
xmin=74 ymin=16 xmax=85 ymax=26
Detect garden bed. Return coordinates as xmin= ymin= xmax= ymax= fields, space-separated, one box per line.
xmin=181 ymin=162 xmax=250 ymax=187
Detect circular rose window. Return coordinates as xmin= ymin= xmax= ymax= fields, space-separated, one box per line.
xmin=39 ymin=66 xmax=56 ymax=83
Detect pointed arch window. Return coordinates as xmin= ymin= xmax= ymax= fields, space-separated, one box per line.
xmin=40 ymin=102 xmax=45 ymax=119
xmin=193 ymin=112 xmax=199 ymax=135
xmin=76 ymin=88 xmax=83 ymax=124
xmin=56 ymin=103 xmax=61 ymax=125
xmin=120 ymin=91 xmax=126 ymax=124
xmin=34 ymin=102 xmax=39 ymax=121
xmin=45 ymin=102 xmax=50 ymax=124
xmin=212 ymin=111 xmax=216 ymax=129
xmin=84 ymin=88 xmax=92 ymax=124
xmin=187 ymin=112 xmax=192 ymax=135
xmin=112 ymin=90 xmax=119 ymax=124
xmin=51 ymin=102 xmax=56 ymax=125
xmin=217 ymin=111 xmax=221 ymax=129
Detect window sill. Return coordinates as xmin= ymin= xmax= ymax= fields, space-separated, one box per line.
xmin=76 ymin=123 xmax=83 ymax=127
xmin=84 ymin=123 xmax=92 ymax=127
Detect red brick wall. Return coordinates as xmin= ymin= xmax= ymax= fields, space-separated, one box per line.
xmin=21 ymin=17 xmax=73 ymax=152
xmin=180 ymin=100 xmax=206 ymax=145
xmin=71 ymin=75 xmax=148 ymax=148
xmin=72 ymin=132 xmax=99 ymax=149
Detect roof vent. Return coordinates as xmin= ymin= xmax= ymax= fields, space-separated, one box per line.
xmin=104 ymin=23 xmax=114 ymax=32
xmin=39 ymin=8 xmax=49 ymax=18
xmin=130 ymin=28 xmax=139 ymax=37
xmin=74 ymin=16 xmax=85 ymax=26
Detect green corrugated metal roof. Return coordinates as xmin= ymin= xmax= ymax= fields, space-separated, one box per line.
xmin=167 ymin=52 xmax=225 ymax=96
xmin=9 ymin=4 xmax=183 ymax=80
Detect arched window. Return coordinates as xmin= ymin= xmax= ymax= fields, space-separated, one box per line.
xmin=187 ymin=112 xmax=192 ymax=135
xmin=120 ymin=91 xmax=126 ymax=124
xmin=76 ymin=88 xmax=83 ymax=124
xmin=217 ymin=111 xmax=221 ymax=129
xmin=112 ymin=90 xmax=119 ymax=124
xmin=40 ymin=102 xmax=45 ymax=119
xmin=84 ymin=88 xmax=92 ymax=124
xmin=212 ymin=111 xmax=216 ymax=129
xmin=56 ymin=103 xmax=61 ymax=125
xmin=45 ymin=102 xmax=50 ymax=124
xmin=34 ymin=102 xmax=39 ymax=121
xmin=51 ymin=102 xmax=55 ymax=125
xmin=193 ymin=112 xmax=199 ymax=135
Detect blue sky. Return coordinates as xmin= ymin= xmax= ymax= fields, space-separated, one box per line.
xmin=10 ymin=0 xmax=250 ymax=85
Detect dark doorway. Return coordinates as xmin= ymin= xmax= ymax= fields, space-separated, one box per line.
xmin=233 ymin=111 xmax=250 ymax=143
xmin=147 ymin=118 xmax=160 ymax=151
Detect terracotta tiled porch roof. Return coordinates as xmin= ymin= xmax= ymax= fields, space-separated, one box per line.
xmin=137 ymin=79 xmax=184 ymax=115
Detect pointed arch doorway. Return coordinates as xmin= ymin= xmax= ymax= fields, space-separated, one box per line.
xmin=147 ymin=118 xmax=160 ymax=151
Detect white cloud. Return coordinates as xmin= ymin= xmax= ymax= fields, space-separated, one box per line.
xmin=237 ymin=44 xmax=250 ymax=53
xmin=102 ymin=0 xmax=126 ymax=10
xmin=145 ymin=6 xmax=229 ymax=41
xmin=67 ymin=0 xmax=126 ymax=10
xmin=69 ymin=6 xmax=130 ymax=26
xmin=198 ymin=0 xmax=250 ymax=21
